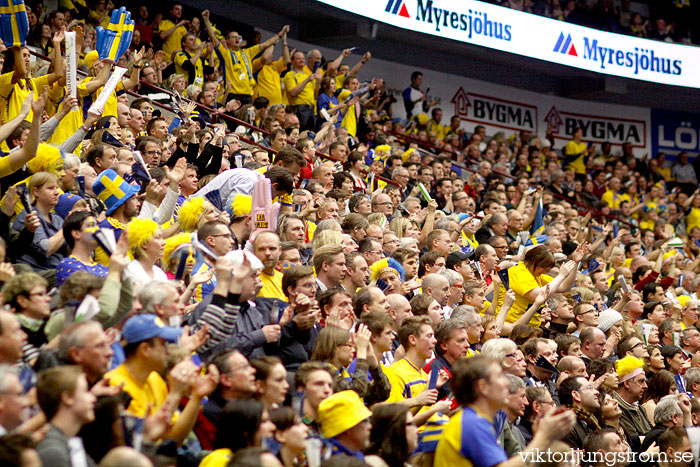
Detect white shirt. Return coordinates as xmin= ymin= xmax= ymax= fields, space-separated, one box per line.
xmin=124 ymin=260 xmax=168 ymax=289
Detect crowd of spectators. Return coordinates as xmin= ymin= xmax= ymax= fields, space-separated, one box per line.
xmin=0 ymin=1 xmax=699 ymax=467
xmin=492 ymin=0 xmax=700 ymax=44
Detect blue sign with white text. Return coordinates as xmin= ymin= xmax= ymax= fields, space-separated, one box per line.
xmin=651 ymin=108 xmax=700 ymax=160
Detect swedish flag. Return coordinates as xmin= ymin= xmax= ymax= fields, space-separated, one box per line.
xmin=529 ymin=197 xmax=545 ymax=236
xmin=0 ymin=0 xmax=29 ymax=47
xmin=526 ymin=235 xmax=549 ymax=246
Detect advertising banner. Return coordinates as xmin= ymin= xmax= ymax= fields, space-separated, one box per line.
xmin=316 ymin=0 xmax=700 ymax=88
xmin=651 ymin=109 xmax=700 ymax=160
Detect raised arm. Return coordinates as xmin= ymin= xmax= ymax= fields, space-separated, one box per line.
xmin=121 ymin=47 xmax=144 ymax=90
xmin=258 ymin=25 xmax=289 ymax=51
xmin=5 ymin=89 xmax=46 ymax=175
xmin=347 ymin=51 xmax=371 ymax=77
xmin=46 ymin=28 xmax=66 ymax=86
xmin=200 ymin=11 xmax=219 ymax=48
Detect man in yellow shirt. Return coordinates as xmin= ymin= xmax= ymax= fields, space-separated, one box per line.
xmin=157 ymin=4 xmax=189 ymax=61
xmin=255 ymin=231 xmax=286 ymax=300
xmin=254 ymin=27 xmax=290 ymax=105
xmin=563 ymin=126 xmax=594 ymax=177
xmin=284 ymin=50 xmax=322 ymax=131
xmin=202 ymin=10 xmax=289 ymax=106
xmin=105 ymin=314 xmax=219 ymax=444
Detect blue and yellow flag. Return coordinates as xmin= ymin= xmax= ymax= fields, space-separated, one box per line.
xmin=0 ymin=0 xmax=29 ymax=47
xmin=529 ymin=197 xmax=545 ymax=236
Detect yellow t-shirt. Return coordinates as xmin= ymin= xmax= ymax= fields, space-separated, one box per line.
xmin=0 ymin=72 xmax=49 ymax=123
xmin=687 ymin=207 xmax=700 ymax=234
xmin=601 ymin=190 xmax=629 ymax=209
xmin=283 ymin=69 xmax=316 ymax=106
xmin=174 ymin=51 xmax=205 ymax=88
xmin=105 ymin=364 xmax=169 ymax=418
xmin=158 ymin=19 xmax=187 ymax=62
xmin=338 ymin=90 xmax=358 ymax=137
xmin=81 ymin=75 xmax=124 ymax=119
xmin=428 ymin=119 xmax=446 ymax=141
xmin=564 ymin=140 xmax=588 ymax=174
xmin=259 ymin=269 xmax=285 ymax=300
xmin=46 ymin=80 xmax=90 ymax=151
xmin=254 ymin=58 xmax=286 ymax=105
xmin=497 ymin=261 xmax=552 ymax=327
xmin=386 ymin=358 xmax=428 ymax=403
xmin=214 ymin=42 xmax=261 ymax=97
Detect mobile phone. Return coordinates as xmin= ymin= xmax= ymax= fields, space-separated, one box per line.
xmin=299 ymin=179 xmax=309 ymax=190
xmin=619 ymin=276 xmax=630 ymax=294
xmin=76 ymin=175 xmax=86 ymax=196
xmin=535 ymin=355 xmax=557 ymax=373
xmin=17 ymin=184 xmax=32 ymax=213
xmin=174 ymin=249 xmax=189 ymax=281
xmin=348 ymin=47 xmax=359 ymax=53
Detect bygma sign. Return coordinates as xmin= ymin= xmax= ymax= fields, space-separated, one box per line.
xmin=414 ymin=0 xmax=512 ymax=41
xmin=547 ymin=106 xmax=645 ymax=146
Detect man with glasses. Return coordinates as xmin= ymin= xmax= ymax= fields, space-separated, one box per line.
xmin=192 ymin=221 xmax=234 ymax=302
xmin=136 ymin=136 xmax=162 ymax=168
xmin=681 ymin=327 xmax=700 ymax=358
xmin=58 ymin=321 xmax=114 ymax=388
xmin=618 ymin=335 xmax=650 ymax=360
xmin=382 ymin=232 xmax=401 ymax=256
xmin=371 ymin=193 xmax=394 ymax=218
xmin=359 ymin=238 xmax=383 ymax=267
xmin=573 ymin=303 xmax=599 ymax=337
xmin=451 ymin=192 xmax=471 ymax=215
xmin=198 ymin=348 xmax=257 ymax=449
xmin=486 ymin=236 xmax=510 ymax=262
xmin=516 ymin=386 xmax=555 ymax=443
xmin=559 ymin=376 xmax=601 ymax=449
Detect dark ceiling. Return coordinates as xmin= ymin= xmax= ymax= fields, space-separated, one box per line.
xmin=181 ymin=0 xmax=699 ymax=113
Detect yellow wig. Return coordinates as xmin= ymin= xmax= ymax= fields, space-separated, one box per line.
xmin=163 ymin=232 xmax=193 ymax=270
xmin=229 ymin=193 xmax=252 ymax=218
xmin=127 ymin=218 xmax=159 ymax=254
xmin=179 ymin=196 xmax=209 ymax=232
xmin=27 ymin=144 xmax=64 ymax=175
xmin=615 ymin=355 xmax=644 ymax=383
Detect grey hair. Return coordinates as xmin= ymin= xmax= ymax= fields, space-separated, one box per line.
xmin=64 ymin=153 xmax=81 ymax=170
xmin=138 ymin=281 xmax=179 ymax=314
xmin=315 ymin=219 xmax=342 ymax=236
xmin=57 ymin=321 xmax=103 ymax=361
xmin=506 ymin=374 xmax=525 ymax=394
xmin=440 ymin=269 xmax=462 ymax=286
xmin=481 ymin=338 xmax=517 ymax=361
xmin=0 ymin=364 xmax=19 ymax=393
xmin=654 ymin=395 xmax=682 ymax=425
xmin=435 ymin=216 xmax=459 ymax=231
xmin=685 ymin=368 xmax=700 ymax=387
xmin=451 ymin=305 xmax=480 ymax=326
xmin=398 ymin=237 xmax=418 ymax=249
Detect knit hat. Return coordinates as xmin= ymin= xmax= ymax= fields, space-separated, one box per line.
xmin=92 ymin=169 xmax=140 ymax=216
xmin=597 ymin=309 xmax=623 ymax=333
xmin=317 ymin=390 xmax=372 ymax=439
xmin=84 ymin=50 xmax=99 ymax=69
xmin=54 ymin=193 xmax=85 ymax=219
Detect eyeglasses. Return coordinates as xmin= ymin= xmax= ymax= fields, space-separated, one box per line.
xmin=493 ymin=245 xmax=508 ymax=250
xmin=210 ymin=233 xmax=233 ymax=239
xmin=629 ymin=342 xmax=646 ymax=351
xmin=374 ymin=202 xmax=393 ymax=207
xmin=145 ymin=150 xmax=162 ymax=156
xmin=578 ymin=309 xmax=598 ymax=316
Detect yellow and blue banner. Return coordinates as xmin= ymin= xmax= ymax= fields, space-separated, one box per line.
xmin=0 ymin=0 xmax=29 ymax=47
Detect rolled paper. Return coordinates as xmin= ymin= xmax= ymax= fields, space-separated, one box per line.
xmin=641 ymin=322 xmax=652 ymax=345
xmin=417 ymin=182 xmax=432 ymax=202
xmin=64 ymin=31 xmax=78 ymax=111
xmin=89 ymin=65 xmax=127 ymax=114
xmin=0 ymin=0 xmax=29 ymax=47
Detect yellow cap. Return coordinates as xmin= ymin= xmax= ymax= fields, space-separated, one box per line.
xmin=678 ymin=295 xmax=693 ymax=308
xmin=85 ymin=50 xmax=99 ymax=69
xmin=317 ymin=390 xmax=372 ymax=439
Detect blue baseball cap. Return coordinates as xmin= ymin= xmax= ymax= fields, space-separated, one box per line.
xmin=121 ymin=314 xmax=182 ymax=345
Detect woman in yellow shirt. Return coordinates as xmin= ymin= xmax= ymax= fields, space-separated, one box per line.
xmin=497 ymin=244 xmax=583 ymax=327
